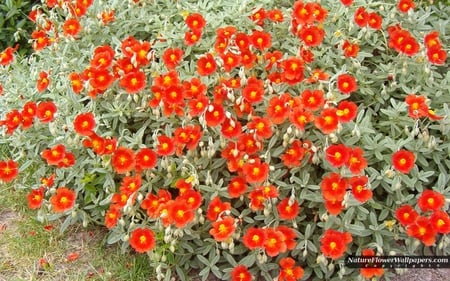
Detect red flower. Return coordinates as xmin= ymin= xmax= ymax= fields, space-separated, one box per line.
xmin=405 ymin=94 xmax=429 ymax=119
xmin=227 ymin=176 xmax=248 ymax=198
xmin=0 ymin=159 xmax=19 ymax=183
xmin=206 ymin=196 xmax=231 ymax=221
xmin=267 ymin=9 xmax=284 ymax=23
xmin=399 ymin=36 xmax=420 ymax=56
xmin=156 ymin=135 xmax=176 ymax=156
xmin=392 ymin=149 xmax=415 ymax=174
xmin=298 ymin=25 xmax=325 ymax=47
xmin=63 ymin=18 xmax=82 ymax=37
xmin=321 ymin=173 xmax=348 ymax=201
xmin=135 ymin=147 xmax=157 ymax=171
xmin=105 ymin=207 xmax=121 ymax=229
xmin=184 ymin=30 xmax=202 ymax=46
xmin=111 ymin=146 xmax=135 ymax=174
xmin=278 ymin=257 xmax=304 ymax=281
xmin=277 ymin=197 xmax=300 ymax=220
xmin=27 ymin=187 xmax=45 ymax=209
xmin=36 ymin=101 xmax=57 ymax=123
xmin=91 ymin=45 xmax=115 ymax=69
xmin=264 ymin=228 xmax=287 ymax=257
xmin=281 ymin=140 xmax=306 ymax=168
xmin=119 ymin=175 xmax=142 ymax=195
xmin=301 ymin=89 xmax=325 ymax=111
xmin=277 ymin=226 xmax=297 ymax=250
xmin=354 ymin=7 xmax=368 ymax=27
xmin=249 ymin=8 xmax=266 ymax=26
xmin=119 ymin=71 xmax=146 ymax=94
xmin=129 ymin=227 xmax=156 ymax=253
xmin=314 ymin=107 xmax=339 ymax=134
xmin=398 ymin=0 xmax=415 ymax=13
xmin=340 ymin=0 xmax=353 ymax=6
xmin=266 ymin=94 xmax=291 ymax=124
xmin=424 ymin=31 xmax=442 ymax=49
xmin=292 ymin=1 xmax=315 ymax=26
xmin=247 ymin=116 xmax=272 ymax=140
xmin=231 ymin=265 xmax=253 ymax=281
xmin=320 ymin=229 xmax=352 ymax=259
xmin=395 ymin=204 xmax=419 ymax=226
xmin=220 ymin=51 xmax=241 ymax=73
xmin=0 ymin=45 xmax=18 ymax=66
xmin=42 ymin=144 xmax=66 ymax=166
xmin=324 ymin=199 xmax=344 ymax=215
xmin=179 ymin=189 xmax=202 ymax=210
xmin=290 ymin=107 xmax=314 ymax=131
xmin=197 ymin=53 xmax=217 ymax=76
xmin=249 ymin=30 xmax=272 ymax=50
xmin=73 ymin=112 xmax=95 ymax=136
xmin=69 ymin=72 xmax=84 ymax=94
xmin=349 ymin=175 xmax=372 ymax=203
xmin=221 ymin=117 xmax=243 ymax=139
xmin=342 ymin=40 xmax=359 ymax=58
xmin=89 ymin=68 xmax=114 ymax=91
xmin=336 ymin=100 xmax=358 ymax=123
xmin=367 ymin=12 xmax=382 ymax=30
xmin=280 ymin=57 xmax=304 ymax=85
xmin=417 ymin=190 xmax=445 ymax=212
xmin=37 ymin=71 xmax=50 ymax=92
xmin=168 ymin=198 xmax=196 ymax=228
xmin=162 ymin=47 xmax=184 ymax=69
xmin=242 ymin=227 xmax=266 ymax=250
xmin=426 ymin=46 xmax=447 ymax=65
xmin=130 ymin=40 xmax=153 ymax=66
xmin=185 ymin=13 xmax=206 ymax=31
xmin=242 ymin=77 xmax=264 ymax=104
xmin=430 ymin=210 xmax=450 ymax=234
xmin=58 ymin=151 xmax=76 ymax=168
xmin=2 ymin=109 xmax=22 ymax=134
xmin=325 ymin=144 xmax=350 ymax=168
xmin=209 ymin=216 xmax=235 ymax=242
xmin=31 ymin=30 xmax=51 ymax=51
xmin=242 ymin=160 xmax=269 ymax=184
xmin=346 ymin=147 xmax=367 ymax=175
xmin=50 ymin=187 xmax=77 ymax=213
xmin=204 ymin=103 xmax=226 ymax=127
xmin=406 ymin=216 xmax=437 ymax=246
xmin=337 ymin=74 xmax=357 ymax=94
xmin=360 ymin=249 xmax=384 ymax=279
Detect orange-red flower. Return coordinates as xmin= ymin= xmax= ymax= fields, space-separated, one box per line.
xmin=91 ymin=45 xmax=115 ymax=69
xmin=0 ymin=159 xmax=19 ymax=183
xmin=301 ymin=89 xmax=325 ymax=111
xmin=406 ymin=216 xmax=436 ymax=246
xmin=37 ymin=71 xmax=50 ymax=92
xmin=430 ymin=210 xmax=450 ymax=234
xmin=290 ymin=107 xmax=314 ymax=131
xmin=250 ymin=30 xmax=272 ymax=50
xmin=27 ymin=187 xmax=45 ymax=209
xmin=2 ymin=109 xmax=22 ymax=134
xmin=100 ymin=10 xmax=115 ymax=25
xmin=119 ymin=175 xmax=142 ymax=195
xmin=58 ymin=151 xmax=76 ymax=168
xmin=168 ymin=198 xmax=196 ymax=228
xmin=324 ymin=199 xmax=344 ymax=215
xmin=337 ymin=74 xmax=357 ymax=94
xmin=395 ymin=204 xmax=418 ymax=226
xmin=417 ymin=190 xmax=445 ymax=212
xmin=0 ymin=45 xmax=18 ymax=66
xmin=162 ymin=47 xmax=184 ymax=69
xmin=36 ymin=101 xmax=57 ymax=123
xmin=398 ymin=0 xmax=415 ymax=13
xmin=264 ymin=228 xmax=287 ymax=257
xmin=111 ymin=146 xmax=135 ymax=174
xmin=314 ymin=107 xmax=339 ymax=134
xmin=221 ymin=117 xmax=243 ymax=139
xmin=129 ymin=227 xmax=156 ymax=253
xmin=119 ymin=71 xmax=146 ymax=94
xmin=280 ymin=57 xmax=304 ymax=85
xmin=209 ymin=216 xmax=235 ymax=242
xmin=206 ymin=196 xmax=231 ymax=221
xmin=354 ymin=7 xmax=368 ymax=27
xmin=227 ymin=176 xmax=248 ymax=198
xmin=231 ymin=265 xmax=253 ymax=281
xmin=220 ymin=51 xmax=241 ymax=73
xmin=50 ymin=187 xmax=77 ymax=213
xmin=242 ymin=160 xmax=269 ymax=184
xmin=243 ymin=227 xmax=266 ymax=250
xmin=73 ymin=112 xmax=95 ymax=136
xmin=197 ymin=53 xmax=217 ymax=76
xmin=249 ymin=8 xmax=266 ymax=26
xmin=292 ymin=1 xmax=315 ymax=27
xmin=342 ymin=40 xmax=359 ymax=58
xmin=325 ymin=144 xmax=350 ymax=168
xmin=266 ymin=94 xmax=291 ymax=124
xmin=135 ymin=147 xmax=157 ymax=172
xmin=277 ymin=197 xmax=300 ymax=220
xmin=426 ymin=46 xmax=447 ymax=65
xmin=105 ymin=206 xmax=121 ymax=229
xmin=247 ymin=116 xmax=272 ymax=140
xmin=185 ymin=13 xmax=206 ymax=31
xmin=63 ymin=18 xmax=82 ymax=37
xmin=298 ymin=25 xmax=325 ymax=47
xmin=320 ymin=229 xmax=352 ymax=259
xmin=281 ymin=140 xmax=306 ymax=168
xmin=278 ymin=257 xmax=304 ymax=281
xmin=424 ymin=31 xmax=442 ymax=49
xmin=336 ymin=100 xmax=358 ymax=123
xmin=267 ymin=9 xmax=284 ymax=23
xmin=392 ymin=149 xmax=415 ymax=174
xmin=69 ymin=72 xmax=84 ymax=94
xmin=405 ymin=94 xmax=428 ymax=119
xmin=340 ymin=0 xmax=353 ymax=6
xmin=204 ymin=103 xmax=226 ymax=127
xmin=360 ymin=248 xmax=384 ymax=279
xmin=321 ymin=173 xmax=348 ymax=201
xmin=349 ymin=175 xmax=372 ymax=203
xmin=89 ymin=67 xmax=115 ymax=91
xmin=367 ymin=12 xmax=382 ymax=30
xmin=156 ymin=135 xmax=176 ymax=156
xmin=41 ymin=144 xmax=66 ymax=166
xmin=31 ymin=30 xmax=51 ymax=51
xmin=242 ymin=77 xmax=265 ymax=104
xmin=346 ymin=147 xmax=367 ymax=175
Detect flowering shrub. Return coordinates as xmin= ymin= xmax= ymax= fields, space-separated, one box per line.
xmin=0 ymin=0 xmax=449 ymax=280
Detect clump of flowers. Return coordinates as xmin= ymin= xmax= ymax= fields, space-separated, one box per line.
xmin=0 ymin=0 xmax=448 ymax=280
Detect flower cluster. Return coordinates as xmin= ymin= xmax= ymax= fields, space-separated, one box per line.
xmin=0 ymin=0 xmax=448 ymax=280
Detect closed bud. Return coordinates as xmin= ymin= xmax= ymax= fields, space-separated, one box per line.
xmin=328 ymin=263 xmax=335 ymax=272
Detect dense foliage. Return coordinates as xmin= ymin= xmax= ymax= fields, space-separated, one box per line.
xmin=0 ymin=0 xmax=449 ymax=280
